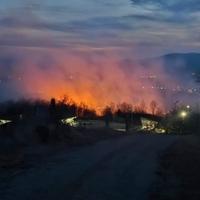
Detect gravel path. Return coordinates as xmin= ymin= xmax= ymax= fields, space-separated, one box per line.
xmin=0 ymin=134 xmax=178 ymax=200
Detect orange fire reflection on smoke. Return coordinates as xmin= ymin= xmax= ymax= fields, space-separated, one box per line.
xmin=11 ymin=49 xmax=167 ymax=113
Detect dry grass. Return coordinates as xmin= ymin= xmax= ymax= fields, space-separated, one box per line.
xmin=150 ymin=135 xmax=200 ymax=200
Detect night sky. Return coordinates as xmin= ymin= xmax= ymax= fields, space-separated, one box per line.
xmin=0 ymin=0 xmax=199 ymax=110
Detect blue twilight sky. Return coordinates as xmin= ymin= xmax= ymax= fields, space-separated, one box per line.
xmin=0 ymin=0 xmax=199 ymax=58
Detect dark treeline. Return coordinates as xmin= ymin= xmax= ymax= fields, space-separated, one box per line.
xmin=0 ymin=98 xmax=97 ymax=121
xmin=0 ymin=98 xmax=164 ymax=135
xmin=3 ymin=97 xmax=200 ymax=136
xmin=0 ymin=97 xmax=163 ymax=121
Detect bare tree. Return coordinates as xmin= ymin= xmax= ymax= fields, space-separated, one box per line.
xmin=150 ymin=100 xmax=157 ymax=115
xmin=49 ymin=98 xmax=57 ymax=122
xmin=102 ymin=106 xmax=113 ymax=128
xmin=156 ymin=107 xmax=164 ymax=116
xmin=117 ymin=102 xmax=133 ymax=132
xmin=118 ymin=102 xmax=132 ymax=114
xmin=134 ymin=100 xmax=147 ymax=113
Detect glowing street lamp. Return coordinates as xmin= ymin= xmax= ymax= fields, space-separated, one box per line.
xmin=180 ymin=111 xmax=187 ymax=119
xmin=179 ymin=111 xmax=188 ymax=134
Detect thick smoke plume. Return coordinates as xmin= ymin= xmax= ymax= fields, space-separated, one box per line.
xmin=0 ymin=47 xmax=180 ymax=113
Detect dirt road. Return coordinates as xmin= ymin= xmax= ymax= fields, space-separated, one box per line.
xmin=0 ymin=134 xmax=178 ymax=200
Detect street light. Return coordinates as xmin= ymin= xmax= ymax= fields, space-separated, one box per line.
xmin=179 ymin=111 xmax=188 ymax=134
xmin=180 ymin=111 xmax=187 ymax=119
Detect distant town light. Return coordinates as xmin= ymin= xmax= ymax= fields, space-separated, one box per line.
xmin=186 ymin=105 xmax=190 ymax=109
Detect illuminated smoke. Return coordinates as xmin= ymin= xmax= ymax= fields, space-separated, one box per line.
xmin=0 ymin=47 xmax=175 ymax=113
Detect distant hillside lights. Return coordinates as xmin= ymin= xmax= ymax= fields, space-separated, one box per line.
xmin=186 ymin=105 xmax=190 ymax=109
xmin=140 ymin=73 xmax=200 ymax=95
xmin=0 ymin=119 xmax=12 ymax=126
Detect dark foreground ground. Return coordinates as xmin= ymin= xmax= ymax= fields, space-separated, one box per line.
xmin=0 ymin=133 xmax=180 ymax=200
xmin=150 ymin=135 xmax=200 ymax=200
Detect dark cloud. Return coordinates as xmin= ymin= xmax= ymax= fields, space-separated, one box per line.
xmin=0 ymin=15 xmax=60 ymax=31
xmin=0 ymin=32 xmax=62 ymax=48
xmin=69 ymin=17 xmax=132 ymax=31
xmin=0 ymin=0 xmax=199 ymax=58
xmin=131 ymin=0 xmax=200 ymax=12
